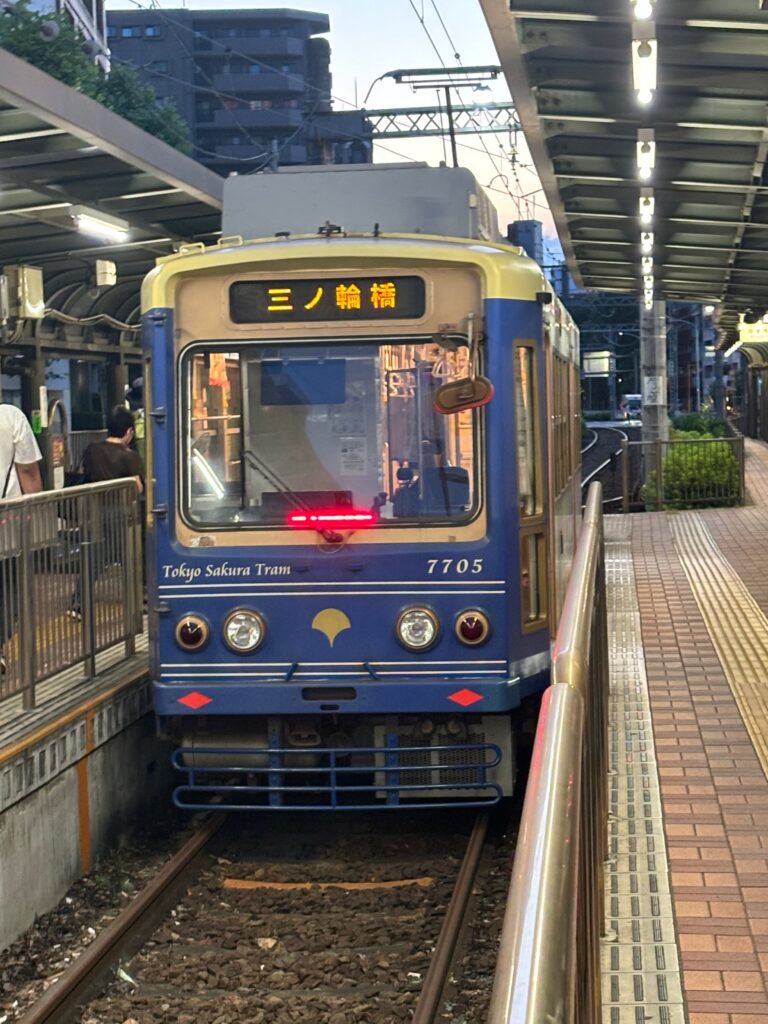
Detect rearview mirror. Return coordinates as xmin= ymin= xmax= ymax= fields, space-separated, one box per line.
xmin=433 ymin=376 xmax=494 ymax=415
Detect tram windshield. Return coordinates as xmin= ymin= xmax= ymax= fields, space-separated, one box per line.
xmin=181 ymin=337 xmax=480 ymax=529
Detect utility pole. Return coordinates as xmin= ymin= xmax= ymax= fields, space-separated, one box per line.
xmin=641 ymin=300 xmax=668 ymax=443
xmin=443 ymin=86 xmax=458 ymax=167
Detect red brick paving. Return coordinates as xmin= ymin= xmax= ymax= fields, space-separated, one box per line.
xmin=631 ymin=439 xmax=768 ymax=1020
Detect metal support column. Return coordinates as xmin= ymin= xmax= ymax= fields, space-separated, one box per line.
xmin=107 ymin=360 xmax=129 ymax=414
xmin=668 ymin=327 xmax=679 ymax=415
xmin=695 ymin=306 xmax=703 ymax=411
xmin=22 ymin=351 xmax=49 ymax=485
xmin=713 ymin=349 xmax=725 ymax=420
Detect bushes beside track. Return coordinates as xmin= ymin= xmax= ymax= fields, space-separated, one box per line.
xmin=641 ymin=422 xmax=741 ymax=509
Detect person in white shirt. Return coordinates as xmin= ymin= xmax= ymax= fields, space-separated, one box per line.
xmin=1 ymin=403 xmax=43 ymax=673
xmin=0 ymin=404 xmax=43 ymax=499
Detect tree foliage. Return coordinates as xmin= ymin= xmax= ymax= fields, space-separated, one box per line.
xmin=0 ymin=0 xmax=190 ymax=152
xmin=95 ymin=63 xmax=191 ymax=153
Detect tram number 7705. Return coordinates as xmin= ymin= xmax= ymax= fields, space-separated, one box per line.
xmin=426 ymin=558 xmax=484 ymax=575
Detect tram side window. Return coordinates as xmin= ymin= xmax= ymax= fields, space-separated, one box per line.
xmin=553 ymin=354 xmax=571 ymax=496
xmin=521 ymin=530 xmax=547 ymax=626
xmin=515 ymin=346 xmax=539 ymax=516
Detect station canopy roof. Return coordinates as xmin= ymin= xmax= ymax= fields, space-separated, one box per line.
xmin=480 ymin=0 xmax=768 ymax=346
xmin=0 ymin=48 xmax=223 ymax=325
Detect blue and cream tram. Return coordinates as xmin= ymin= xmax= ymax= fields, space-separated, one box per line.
xmin=142 ymin=167 xmax=580 ymax=808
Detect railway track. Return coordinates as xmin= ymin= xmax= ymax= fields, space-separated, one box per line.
xmin=18 ymin=810 xmax=515 ymax=1024
xmin=581 ymin=425 xmax=639 ymax=506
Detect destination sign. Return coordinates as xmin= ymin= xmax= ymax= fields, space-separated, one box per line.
xmin=229 ymin=276 xmax=426 ymax=324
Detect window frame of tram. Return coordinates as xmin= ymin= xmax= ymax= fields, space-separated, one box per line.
xmin=177 ymin=339 xmax=485 ymax=531
xmin=514 ymin=340 xmax=548 ymax=632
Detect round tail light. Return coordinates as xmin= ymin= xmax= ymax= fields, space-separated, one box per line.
xmin=455 ymin=610 xmax=490 ymax=646
xmin=175 ymin=614 xmax=209 ymax=652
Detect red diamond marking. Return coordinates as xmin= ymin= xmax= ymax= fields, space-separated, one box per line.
xmin=448 ymin=688 xmax=483 ymax=707
xmin=178 ymin=691 xmax=212 ymax=710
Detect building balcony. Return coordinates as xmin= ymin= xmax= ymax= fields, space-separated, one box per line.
xmin=208 ymin=107 xmax=304 ymax=129
xmin=193 ymin=36 xmax=304 ymax=58
xmin=210 ymin=72 xmax=304 ymax=94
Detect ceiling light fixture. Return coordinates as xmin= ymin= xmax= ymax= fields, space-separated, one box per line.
xmin=632 ymin=0 xmax=654 ymax=18
xmin=636 ymin=128 xmax=656 ymax=181
xmin=641 ymin=231 xmax=654 ymax=254
xmin=639 ymin=190 xmax=655 ymax=225
xmin=71 ymin=205 xmax=129 ymax=244
xmin=642 ymin=256 xmax=653 ymax=273
xmin=116 ymin=187 xmax=182 ymax=200
xmin=632 ymin=25 xmax=657 ymax=105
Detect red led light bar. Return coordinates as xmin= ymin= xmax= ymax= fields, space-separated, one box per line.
xmin=287 ymin=509 xmax=376 ymax=526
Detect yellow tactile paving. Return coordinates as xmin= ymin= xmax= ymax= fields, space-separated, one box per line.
xmin=671 ymin=513 xmax=768 ymax=781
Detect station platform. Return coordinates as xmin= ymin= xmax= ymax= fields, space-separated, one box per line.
xmin=5 ymin=441 xmax=768 ymax=1020
xmin=604 ymin=436 xmax=768 ymax=1024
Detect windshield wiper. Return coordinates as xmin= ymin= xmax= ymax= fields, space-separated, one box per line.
xmin=241 ymin=448 xmax=343 ymax=544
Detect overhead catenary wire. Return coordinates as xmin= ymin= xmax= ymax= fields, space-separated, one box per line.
xmin=111 ymin=0 xmax=522 ymax=172
xmin=122 ymin=3 xmax=271 ymax=159
xmin=113 ymin=0 xmax=358 ymax=111
xmin=405 ymin=0 xmax=529 ymax=214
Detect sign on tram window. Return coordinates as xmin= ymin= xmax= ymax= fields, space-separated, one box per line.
xmin=229 ymin=276 xmax=426 ymax=324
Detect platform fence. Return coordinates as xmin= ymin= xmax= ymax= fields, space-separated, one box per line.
xmin=487 ymin=482 xmax=609 ymax=1024
xmin=0 ymin=479 xmax=143 ymax=709
xmin=621 ymin=434 xmax=745 ymax=511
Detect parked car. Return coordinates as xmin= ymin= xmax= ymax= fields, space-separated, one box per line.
xmin=620 ymin=394 xmax=642 ymax=422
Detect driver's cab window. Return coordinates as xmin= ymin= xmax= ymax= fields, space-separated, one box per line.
xmin=182 ymin=338 xmax=481 ymax=528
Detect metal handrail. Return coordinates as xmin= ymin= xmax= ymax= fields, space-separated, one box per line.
xmin=0 ymin=479 xmax=143 ymax=712
xmin=487 ymin=482 xmax=608 ymax=1024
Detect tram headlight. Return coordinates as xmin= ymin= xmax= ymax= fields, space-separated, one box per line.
xmin=175 ymin=614 xmax=209 ymax=652
xmin=396 ymin=607 xmax=440 ymax=652
xmin=223 ymin=609 xmax=266 ymax=654
xmin=455 ymin=610 xmax=491 ymax=646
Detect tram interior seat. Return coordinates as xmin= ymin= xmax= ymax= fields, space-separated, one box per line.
xmin=421 ymin=466 xmax=470 ymax=516
xmin=393 ymin=466 xmax=470 ymax=518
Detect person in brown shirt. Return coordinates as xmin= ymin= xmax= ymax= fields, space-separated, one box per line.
xmin=82 ymin=407 xmax=143 ymax=490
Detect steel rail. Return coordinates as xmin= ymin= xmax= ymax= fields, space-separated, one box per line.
xmin=17 ymin=813 xmax=226 ymax=1024
xmin=580 ymin=428 xmax=598 ymax=455
xmin=411 ymin=811 xmax=489 ymax=1024
xmin=487 ymin=483 xmax=608 ymax=1024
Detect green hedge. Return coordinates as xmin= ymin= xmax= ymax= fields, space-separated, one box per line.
xmin=641 ymin=428 xmax=740 ymax=509
xmin=671 ymin=412 xmax=727 ymax=437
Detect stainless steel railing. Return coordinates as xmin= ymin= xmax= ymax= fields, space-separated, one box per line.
xmin=0 ymin=479 xmax=143 ymax=710
xmin=487 ymin=482 xmax=609 ymax=1024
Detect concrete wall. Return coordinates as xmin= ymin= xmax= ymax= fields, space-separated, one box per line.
xmin=0 ymin=710 xmax=173 ymax=952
